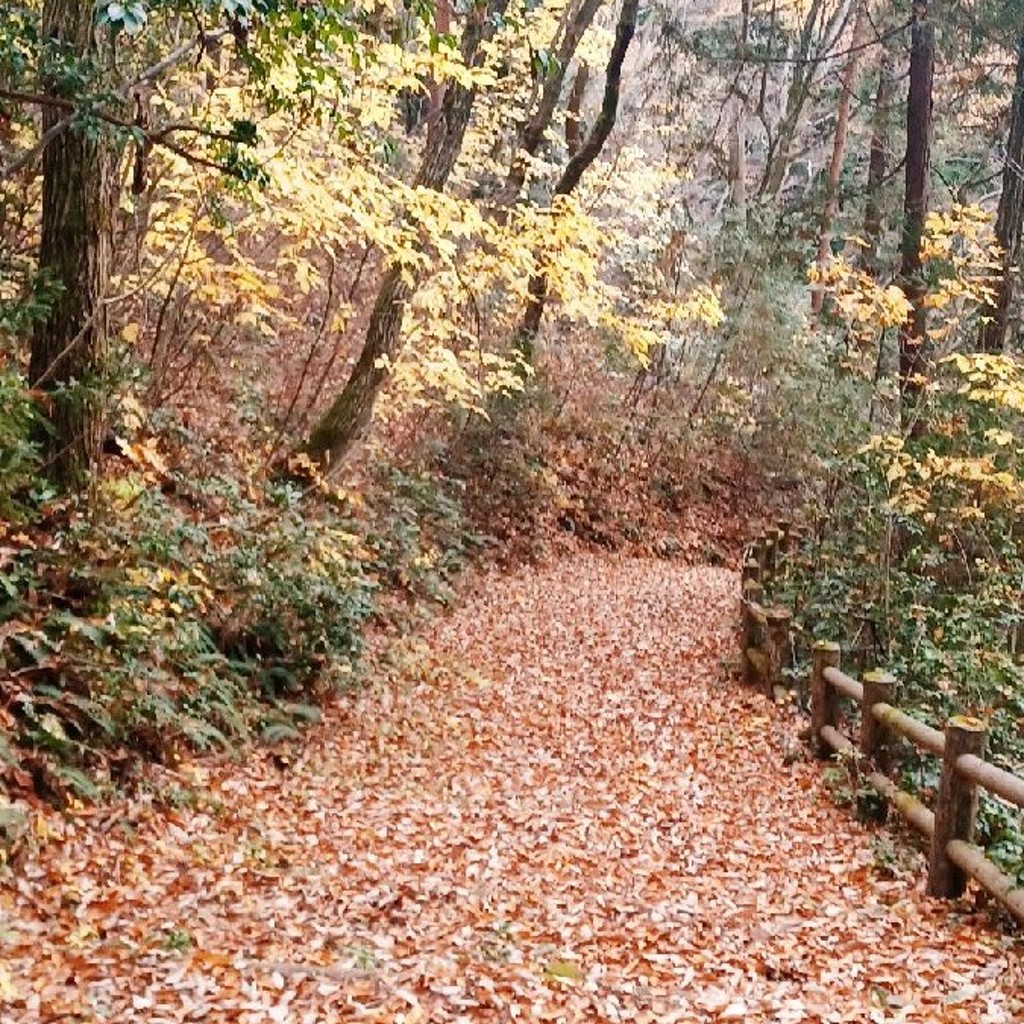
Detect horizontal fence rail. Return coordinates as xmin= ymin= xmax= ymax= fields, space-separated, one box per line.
xmin=741 ymin=521 xmax=1024 ymax=926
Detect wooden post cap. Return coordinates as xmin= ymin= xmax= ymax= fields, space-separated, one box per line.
xmin=863 ymin=669 xmax=897 ymax=688
xmin=947 ymin=715 xmax=987 ymax=733
xmin=813 ymin=640 xmax=841 ymax=653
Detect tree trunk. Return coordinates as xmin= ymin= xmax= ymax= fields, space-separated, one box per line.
xmin=303 ymin=271 xmax=410 ymax=465
xmin=300 ymin=0 xmax=511 ymax=473
xmin=29 ymin=0 xmax=118 ymax=490
xmin=426 ymin=0 xmax=453 ymax=133
xmin=863 ymin=47 xmax=897 ymax=269
xmin=811 ymin=0 xmax=867 ymax=314
xmin=495 ymin=0 xmax=604 ymax=207
xmin=728 ymin=114 xmax=747 ymax=213
xmin=551 ymin=0 xmax=635 ymax=199
xmin=898 ymin=6 xmax=935 ymax=426
xmin=758 ymin=0 xmax=825 ymax=198
xmin=518 ymin=0 xmax=639 ymax=344
xmin=978 ymin=31 xmax=1024 ymax=353
xmin=565 ymin=63 xmax=589 ymax=159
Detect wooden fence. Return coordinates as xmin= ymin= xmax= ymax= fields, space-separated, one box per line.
xmin=742 ymin=521 xmax=1024 ymax=925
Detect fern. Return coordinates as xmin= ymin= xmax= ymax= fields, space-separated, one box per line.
xmin=261 ymin=722 xmax=300 ymax=745
xmin=54 ymin=765 xmax=102 ymax=801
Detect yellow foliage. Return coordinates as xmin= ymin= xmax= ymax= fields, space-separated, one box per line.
xmin=98 ymin=0 xmax=725 ymax=442
xmin=864 ymin=428 xmax=1024 ymax=521
xmin=945 ymin=353 xmax=1024 ymax=413
xmin=808 ymin=257 xmax=911 ymax=339
xmin=812 ymin=206 xmax=1001 ymax=357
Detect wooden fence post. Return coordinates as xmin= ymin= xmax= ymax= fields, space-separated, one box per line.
xmin=763 ymin=607 xmax=792 ymax=698
xmin=928 ymin=717 xmax=988 ymax=898
xmin=763 ymin=534 xmax=777 ymax=581
xmin=742 ymin=582 xmax=764 ymax=687
xmin=860 ymin=670 xmax=897 ymax=763
xmin=811 ymin=641 xmax=841 ymax=757
xmin=774 ymin=526 xmax=790 ymax=585
xmin=777 ymin=519 xmax=792 ymax=553
xmin=752 ymin=535 xmax=766 ymax=568
xmin=742 ymin=557 xmax=761 ymax=585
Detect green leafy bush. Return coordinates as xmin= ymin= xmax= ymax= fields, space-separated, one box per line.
xmin=768 ymin=356 xmax=1024 ymax=883
xmin=0 ymin=361 xmax=44 ymax=520
xmin=0 ymin=443 xmax=488 ymax=800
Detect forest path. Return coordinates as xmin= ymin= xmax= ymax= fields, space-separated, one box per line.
xmin=3 ymin=557 xmax=1022 ymax=1022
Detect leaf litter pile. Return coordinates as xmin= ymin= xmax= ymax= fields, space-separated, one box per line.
xmin=2 ymin=557 xmax=1022 ymax=1022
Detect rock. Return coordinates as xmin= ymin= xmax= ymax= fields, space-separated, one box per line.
xmin=0 ymin=805 xmax=29 ymax=860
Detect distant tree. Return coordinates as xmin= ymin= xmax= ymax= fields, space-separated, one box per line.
xmin=301 ymin=0 xmax=513 ymax=473
xmin=495 ymin=0 xmax=605 ymax=208
xmin=811 ymin=0 xmax=868 ymax=314
xmin=862 ymin=47 xmax=897 ymax=269
xmin=898 ymin=0 xmax=935 ymax=425
xmin=979 ymin=30 xmax=1024 ymax=353
xmin=518 ymin=0 xmax=639 ymax=346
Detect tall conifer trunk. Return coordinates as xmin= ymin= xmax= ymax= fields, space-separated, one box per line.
xmin=897 ymin=2 xmax=934 ymax=426
xmin=29 ymin=0 xmax=118 ymax=490
xmin=978 ymin=31 xmax=1024 ymax=354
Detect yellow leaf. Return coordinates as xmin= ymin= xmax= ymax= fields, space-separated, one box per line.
xmin=0 ymin=963 xmax=16 ymax=1002
xmin=886 ymin=462 xmax=906 ymax=485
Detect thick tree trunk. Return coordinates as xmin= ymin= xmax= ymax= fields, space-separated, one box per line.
xmin=300 ymin=0 xmax=511 ymax=473
xmin=863 ymin=47 xmax=897 ymax=269
xmin=811 ymin=0 xmax=867 ymax=314
xmin=29 ymin=0 xmax=118 ymax=490
xmin=978 ymin=32 xmax=1024 ymax=353
xmin=898 ymin=7 xmax=935 ymax=425
xmin=518 ymin=0 xmax=639 ymax=344
xmin=496 ymin=0 xmax=604 ymax=207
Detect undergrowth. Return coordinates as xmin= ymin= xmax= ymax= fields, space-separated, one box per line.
xmin=764 ymin=363 xmax=1024 ymax=887
xmin=1 ymin=359 xmax=761 ymax=808
xmin=0 ymin=398 xmax=480 ymax=804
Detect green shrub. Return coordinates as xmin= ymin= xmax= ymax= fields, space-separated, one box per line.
xmin=0 ymin=361 xmax=44 ymax=521
xmin=0 ymin=448 xmax=487 ymax=800
xmin=768 ymin=357 xmax=1024 ymax=882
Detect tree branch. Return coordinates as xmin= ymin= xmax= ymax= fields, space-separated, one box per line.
xmin=0 ymin=28 xmax=231 ymax=181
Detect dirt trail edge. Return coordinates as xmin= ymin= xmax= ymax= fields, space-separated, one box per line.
xmin=3 ymin=557 xmax=1022 ymax=1022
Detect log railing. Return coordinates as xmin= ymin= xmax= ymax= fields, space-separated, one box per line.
xmin=741 ymin=522 xmax=1024 ymax=925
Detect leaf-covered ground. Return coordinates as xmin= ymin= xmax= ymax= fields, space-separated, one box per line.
xmin=2 ymin=558 xmax=1022 ymax=1022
